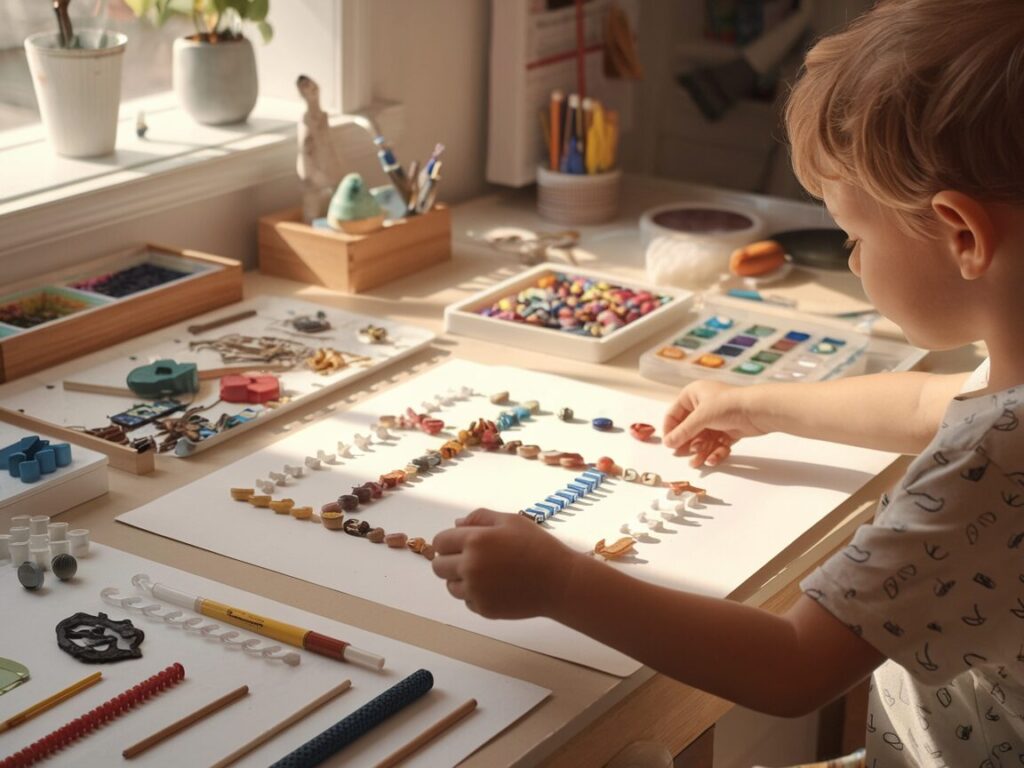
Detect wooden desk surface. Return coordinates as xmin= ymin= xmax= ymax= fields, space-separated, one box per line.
xmin=21 ymin=181 xmax=985 ymax=767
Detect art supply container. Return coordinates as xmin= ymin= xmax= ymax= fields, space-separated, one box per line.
xmin=24 ymin=30 xmax=127 ymax=158
xmin=536 ymin=166 xmax=622 ymax=225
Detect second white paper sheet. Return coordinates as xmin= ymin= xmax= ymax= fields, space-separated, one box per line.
xmin=119 ymin=360 xmax=897 ymax=676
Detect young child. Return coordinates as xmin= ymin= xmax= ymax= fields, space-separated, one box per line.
xmin=432 ymin=0 xmax=1024 ymax=764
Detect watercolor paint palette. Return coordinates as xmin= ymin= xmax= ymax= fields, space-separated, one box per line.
xmin=639 ymin=297 xmax=920 ymax=387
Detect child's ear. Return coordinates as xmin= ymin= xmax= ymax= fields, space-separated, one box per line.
xmin=931 ymin=191 xmax=995 ymax=280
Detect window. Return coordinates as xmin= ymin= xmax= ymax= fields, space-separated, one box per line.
xmin=0 ymin=1 xmax=193 ymax=132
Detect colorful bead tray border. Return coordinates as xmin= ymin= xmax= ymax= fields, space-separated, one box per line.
xmin=639 ymin=296 xmax=926 ymax=387
xmin=444 ymin=264 xmax=695 ymax=363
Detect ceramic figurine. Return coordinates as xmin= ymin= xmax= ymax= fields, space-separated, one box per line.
xmin=296 ymin=74 xmax=343 ymax=222
xmin=328 ymin=173 xmax=385 ymax=234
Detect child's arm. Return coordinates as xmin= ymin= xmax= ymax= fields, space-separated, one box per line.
xmin=433 ymin=510 xmax=884 ymax=717
xmin=664 ymin=371 xmax=969 ymax=465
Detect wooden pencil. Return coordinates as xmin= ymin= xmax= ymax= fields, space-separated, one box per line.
xmin=123 ymin=684 xmax=250 ymax=759
xmin=0 ymin=671 xmax=102 ymax=734
xmin=209 ymin=679 xmax=352 ymax=768
xmin=372 ymin=698 xmax=478 ymax=768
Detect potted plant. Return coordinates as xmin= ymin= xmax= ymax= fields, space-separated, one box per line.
xmin=24 ymin=0 xmax=127 ymax=157
xmin=127 ymin=0 xmax=272 ymax=125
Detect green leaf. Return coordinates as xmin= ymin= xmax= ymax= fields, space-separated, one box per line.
xmin=248 ymin=0 xmax=269 ymax=22
xmin=257 ymin=19 xmax=273 ymax=43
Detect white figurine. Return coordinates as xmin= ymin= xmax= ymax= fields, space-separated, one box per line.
xmin=296 ymin=74 xmax=343 ymax=222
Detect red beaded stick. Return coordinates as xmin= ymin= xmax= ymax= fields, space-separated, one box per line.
xmin=0 ymin=663 xmax=185 ymax=768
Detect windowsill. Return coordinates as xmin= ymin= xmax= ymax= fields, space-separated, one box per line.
xmin=0 ymin=93 xmax=404 ymax=256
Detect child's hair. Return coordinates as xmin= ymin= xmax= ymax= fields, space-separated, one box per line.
xmin=785 ymin=0 xmax=1024 ymax=235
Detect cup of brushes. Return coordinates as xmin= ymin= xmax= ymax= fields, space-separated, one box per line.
xmin=537 ymin=92 xmax=621 ymax=225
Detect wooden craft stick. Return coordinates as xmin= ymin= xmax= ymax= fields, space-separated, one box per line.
xmin=209 ymin=679 xmax=352 ymax=768
xmin=62 ymin=380 xmax=135 ymax=398
xmin=373 ymin=698 xmax=478 ymax=768
xmin=123 ymin=684 xmax=249 ymax=759
xmin=198 ymin=363 xmax=294 ymax=380
xmin=0 ymin=672 xmax=102 ymax=734
xmin=187 ymin=309 xmax=258 ymax=335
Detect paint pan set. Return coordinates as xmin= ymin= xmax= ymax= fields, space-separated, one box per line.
xmin=639 ymin=296 xmax=925 ymax=387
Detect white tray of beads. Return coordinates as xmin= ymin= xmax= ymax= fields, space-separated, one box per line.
xmin=639 ymin=295 xmax=927 ymax=387
xmin=444 ymin=264 xmax=695 ymax=363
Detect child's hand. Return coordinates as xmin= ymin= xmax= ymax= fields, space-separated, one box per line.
xmin=432 ymin=509 xmax=582 ymax=620
xmin=663 ymin=380 xmax=764 ymax=467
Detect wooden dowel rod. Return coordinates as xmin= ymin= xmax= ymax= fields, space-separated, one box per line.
xmin=62 ymin=380 xmax=135 ymax=398
xmin=209 ymin=679 xmax=352 ymax=768
xmin=123 ymin=685 xmax=249 ymax=759
xmin=373 ymin=698 xmax=478 ymax=768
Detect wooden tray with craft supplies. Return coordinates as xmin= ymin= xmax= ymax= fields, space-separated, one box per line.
xmin=0 ymin=245 xmax=242 ymax=383
xmin=443 ymin=263 xmax=695 ymax=363
xmin=0 ymin=296 xmax=435 ymax=468
xmin=257 ymin=204 xmax=452 ymax=293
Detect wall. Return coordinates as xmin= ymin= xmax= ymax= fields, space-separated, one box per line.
xmin=369 ymin=0 xmax=492 ymax=204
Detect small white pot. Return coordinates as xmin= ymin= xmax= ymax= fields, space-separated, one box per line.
xmin=24 ymin=29 xmax=127 ymax=158
xmin=173 ymin=36 xmax=258 ymax=125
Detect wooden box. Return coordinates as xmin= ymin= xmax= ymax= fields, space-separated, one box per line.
xmin=0 ymin=245 xmax=242 ymax=383
xmin=257 ymin=205 xmax=452 ymax=292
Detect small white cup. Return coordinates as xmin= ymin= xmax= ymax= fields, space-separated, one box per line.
xmin=50 ymin=539 xmax=70 ymax=556
xmin=48 ymin=522 xmax=69 ymax=541
xmin=29 ymin=515 xmax=50 ymax=535
xmin=9 ymin=541 xmax=30 ymax=566
xmin=10 ymin=527 xmax=30 ymax=544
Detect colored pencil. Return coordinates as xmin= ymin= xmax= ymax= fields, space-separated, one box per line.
xmin=0 ymin=672 xmax=102 ymax=734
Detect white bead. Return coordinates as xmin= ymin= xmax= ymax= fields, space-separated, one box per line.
xmin=375 ymin=426 xmax=393 ymax=440
xmin=284 ymin=464 xmax=305 ymax=478
xmin=337 ymin=442 xmax=354 ymax=458
xmin=354 ymin=434 xmax=372 ymax=450
xmin=646 ymin=519 xmax=664 ymax=532
xmin=619 ymin=523 xmax=632 ymax=535
xmin=304 ymin=456 xmax=321 ymax=470
xmin=256 ymin=479 xmax=276 ymax=494
xmin=637 ymin=512 xmax=649 ymax=524
xmin=421 ymin=401 xmax=436 ymax=413
xmin=317 ymin=449 xmax=336 ymax=464
xmin=268 ymin=471 xmax=287 ymax=485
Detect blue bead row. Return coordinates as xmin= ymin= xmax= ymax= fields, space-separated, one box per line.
xmin=519 ymin=469 xmax=607 ymax=522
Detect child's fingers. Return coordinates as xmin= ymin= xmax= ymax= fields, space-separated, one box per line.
xmin=454 ymin=507 xmax=503 ymax=527
xmin=431 ymin=554 xmax=460 ymax=581
xmin=432 ymin=526 xmax=475 ymax=555
xmin=445 ymin=579 xmax=467 ymax=600
xmin=704 ymin=443 xmax=732 ymax=466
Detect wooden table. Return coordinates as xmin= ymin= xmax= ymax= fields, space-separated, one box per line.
xmin=18 ymin=178 xmax=984 ymax=767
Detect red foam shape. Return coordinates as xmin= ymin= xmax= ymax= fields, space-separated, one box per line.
xmin=220 ymin=374 xmax=280 ymax=403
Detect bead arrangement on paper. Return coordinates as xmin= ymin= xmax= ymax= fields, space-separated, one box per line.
xmin=118 ymin=359 xmax=899 ymax=676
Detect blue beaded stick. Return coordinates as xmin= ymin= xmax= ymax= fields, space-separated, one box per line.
xmin=270 ymin=669 xmax=434 ymax=768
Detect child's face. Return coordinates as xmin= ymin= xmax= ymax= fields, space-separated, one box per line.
xmin=820 ymin=180 xmax=975 ymax=350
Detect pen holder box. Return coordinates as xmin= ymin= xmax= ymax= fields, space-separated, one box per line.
xmin=537 ymin=166 xmax=622 ymax=225
xmin=0 ymin=245 xmax=242 ymax=383
xmin=257 ymin=204 xmax=452 ymax=293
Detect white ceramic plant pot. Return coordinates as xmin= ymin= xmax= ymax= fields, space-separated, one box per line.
xmin=173 ymin=36 xmax=258 ymax=125
xmin=24 ymin=30 xmax=127 ymax=158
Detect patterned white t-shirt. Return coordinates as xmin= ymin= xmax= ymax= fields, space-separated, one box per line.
xmin=801 ymin=367 xmax=1024 ymax=767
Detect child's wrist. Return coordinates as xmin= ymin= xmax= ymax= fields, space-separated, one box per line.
xmin=541 ymin=547 xmax=590 ymax=620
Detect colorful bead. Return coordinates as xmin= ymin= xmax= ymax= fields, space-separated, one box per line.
xmin=420 ymin=418 xmax=445 ymax=435
xmin=269 ymin=498 xmax=294 ymax=514
xmin=321 ymin=511 xmax=344 ymax=530
xmin=362 ymin=481 xmax=383 ymax=499
xmin=338 ymin=494 xmax=359 ymax=511
xmin=594 ymin=537 xmax=636 ymax=560
xmin=385 ymin=532 xmax=408 ymax=548
xmin=503 ymin=439 xmax=523 ymax=453
xmin=592 ymin=417 xmax=613 ymax=431
xmin=321 ymin=500 xmax=341 ymax=514
xmin=480 ymin=430 xmax=502 ymax=450
xmin=412 ymin=457 xmax=431 ymax=472
xmin=248 ymin=495 xmax=272 ymax=508
xmin=490 ymin=391 xmax=509 ymax=404
xmin=496 ymin=413 xmax=517 ymax=431
xmin=640 ymin=472 xmax=661 ymax=486
xmin=421 ymin=544 xmax=436 ymax=560
xmin=403 ymin=463 xmax=419 ymax=477
xmin=517 ymin=444 xmax=541 ymax=458
xmin=557 ymin=407 xmax=574 ymax=421
xmin=559 ymin=453 xmax=585 ymax=468
xmin=343 ymin=519 xmax=371 ymax=537
xmin=290 ymin=506 xmax=313 ymax=520
xmin=622 ymin=468 xmax=639 ymax=482
xmin=596 ymin=456 xmax=616 ymax=473
xmin=540 ymin=450 xmax=564 ymax=465
xmin=512 ymin=406 xmax=532 ymax=421
xmin=351 ymin=486 xmax=372 ymax=504
xmin=367 ymin=527 xmax=386 ymax=543
xmin=629 ymin=423 xmax=656 ymax=441
xmin=523 ymin=400 xmax=540 ymax=414
xmin=230 ymin=487 xmax=254 ymax=501
xmin=407 ymin=537 xmax=427 ymax=554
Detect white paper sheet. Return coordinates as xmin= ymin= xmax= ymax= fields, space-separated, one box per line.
xmin=0 ymin=544 xmax=548 ymax=767
xmin=118 ymin=360 xmax=898 ymax=676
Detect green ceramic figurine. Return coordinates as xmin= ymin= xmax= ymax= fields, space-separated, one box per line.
xmin=327 ymin=173 xmax=385 ymax=234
